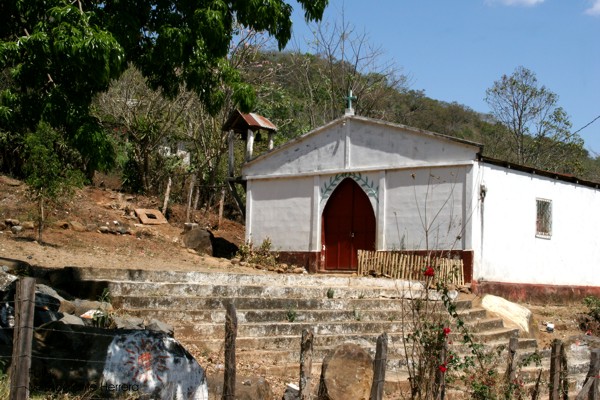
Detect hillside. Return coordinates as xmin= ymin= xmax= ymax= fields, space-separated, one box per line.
xmin=0 ymin=174 xmax=247 ymax=273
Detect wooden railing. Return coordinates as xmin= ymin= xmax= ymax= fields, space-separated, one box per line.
xmin=357 ymin=250 xmax=464 ymax=285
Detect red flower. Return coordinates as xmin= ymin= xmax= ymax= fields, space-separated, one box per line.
xmin=439 ymin=365 xmax=447 ymax=373
xmin=424 ymin=266 xmax=435 ymax=277
xmin=443 ymin=327 xmax=451 ymax=336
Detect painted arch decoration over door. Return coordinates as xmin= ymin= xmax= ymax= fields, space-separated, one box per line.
xmin=322 ymin=178 xmax=376 ymax=271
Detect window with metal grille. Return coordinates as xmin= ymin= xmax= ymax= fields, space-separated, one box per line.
xmin=536 ymin=199 xmax=552 ymax=238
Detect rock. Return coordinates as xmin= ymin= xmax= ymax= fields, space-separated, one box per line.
xmin=145 ymin=318 xmax=174 ymax=336
xmin=184 ymin=222 xmax=199 ymax=232
xmin=98 ymin=226 xmax=110 ymax=234
xmin=28 ymin=321 xmax=209 ymax=399
xmin=54 ymin=220 xmax=70 ymax=229
xmin=0 ymin=302 xmax=15 ymax=328
xmin=459 ymin=283 xmax=472 ymax=293
xmin=60 ymin=313 xmax=85 ymax=326
xmin=21 ymin=221 xmax=35 ymax=230
xmin=0 ymin=270 xmax=17 ymax=292
xmin=35 ymin=284 xmax=76 ymax=314
xmin=481 ymin=294 xmax=534 ymax=337
xmin=5 ymin=219 xmax=20 ymax=227
xmin=112 ymin=315 xmax=145 ymax=330
xmin=234 ymin=376 xmax=273 ymax=400
xmin=317 ymin=342 xmax=374 ymax=400
xmin=72 ymin=299 xmax=113 ymax=316
xmin=10 ymin=225 xmax=22 ymax=234
xmin=231 ymin=258 xmax=241 ymax=265
xmin=69 ymin=221 xmax=87 ymax=232
xmin=282 ymin=383 xmax=300 ymax=400
xmin=181 ymin=227 xmax=213 ymax=255
xmin=115 ymin=226 xmax=131 ymax=235
xmin=0 ymin=221 xmax=6 ymax=231
xmin=207 ymin=373 xmax=273 ymax=400
xmin=292 ymin=267 xmax=306 ymax=274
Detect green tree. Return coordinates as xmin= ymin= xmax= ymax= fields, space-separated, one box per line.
xmin=0 ymin=0 xmax=328 ymax=177
xmin=23 ymin=122 xmax=84 ymax=242
xmin=485 ymin=66 xmax=584 ymax=173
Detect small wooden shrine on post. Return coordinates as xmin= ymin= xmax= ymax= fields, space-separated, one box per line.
xmin=222 ymin=109 xmax=278 ymax=217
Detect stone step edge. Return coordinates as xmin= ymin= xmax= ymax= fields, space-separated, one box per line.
xmin=155 ymin=316 xmax=506 ymax=330
xmin=177 ymin=327 xmax=520 ymax=343
xmin=111 ymin=294 xmax=471 ymax=306
xmin=72 ymin=267 xmax=430 ymax=289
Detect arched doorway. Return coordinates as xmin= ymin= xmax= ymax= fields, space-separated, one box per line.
xmin=322 ymin=178 xmax=376 ymax=271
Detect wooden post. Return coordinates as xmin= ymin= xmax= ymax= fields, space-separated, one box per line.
xmin=245 ymin=128 xmax=254 ymax=161
xmin=228 ymin=130 xmax=235 ymax=178
xmin=162 ymin=176 xmax=172 ymax=216
xmin=531 ymin=369 xmax=542 ymax=400
xmin=370 ymin=332 xmax=388 ymax=400
xmin=299 ymin=329 xmax=314 ymax=400
xmin=217 ymin=187 xmax=226 ymax=231
xmin=550 ymin=339 xmax=563 ymax=400
xmin=185 ymin=174 xmax=196 ymax=223
xmin=222 ymin=303 xmax=237 ymax=400
xmin=506 ymin=337 xmax=519 ymax=385
xmin=9 ymin=277 xmax=36 ymax=400
xmin=268 ymin=131 xmax=274 ymax=150
xmin=579 ymin=349 xmax=600 ymax=400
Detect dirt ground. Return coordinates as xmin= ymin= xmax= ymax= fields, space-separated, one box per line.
xmin=0 ymin=173 xmax=591 ymax=396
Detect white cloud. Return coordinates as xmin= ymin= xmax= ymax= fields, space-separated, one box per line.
xmin=485 ymin=0 xmax=545 ymax=6
xmin=585 ymin=0 xmax=600 ymax=15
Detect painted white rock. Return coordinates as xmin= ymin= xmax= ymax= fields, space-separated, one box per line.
xmin=481 ymin=294 xmax=533 ymax=336
xmin=102 ymin=330 xmax=208 ymax=399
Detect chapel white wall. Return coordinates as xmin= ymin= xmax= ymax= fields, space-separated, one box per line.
xmin=383 ymin=166 xmax=468 ymax=251
xmin=472 ymin=163 xmax=600 ymax=286
xmin=246 ymin=177 xmax=314 ymax=251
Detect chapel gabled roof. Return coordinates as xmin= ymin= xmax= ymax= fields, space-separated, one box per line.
xmin=243 ymin=114 xmax=483 ymax=168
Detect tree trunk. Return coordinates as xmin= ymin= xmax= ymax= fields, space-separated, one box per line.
xmin=37 ymin=196 xmax=44 ymax=243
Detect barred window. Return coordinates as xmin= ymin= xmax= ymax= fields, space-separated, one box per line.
xmin=536 ymin=199 xmax=552 ymax=238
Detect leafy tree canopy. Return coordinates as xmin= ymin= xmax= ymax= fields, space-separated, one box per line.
xmin=0 ymin=0 xmax=328 ymax=176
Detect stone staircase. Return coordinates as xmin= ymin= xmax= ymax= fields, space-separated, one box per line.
xmin=67 ymin=267 xmax=544 ymax=396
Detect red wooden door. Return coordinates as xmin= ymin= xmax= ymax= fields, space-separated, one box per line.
xmin=323 ymin=178 xmax=376 ymax=271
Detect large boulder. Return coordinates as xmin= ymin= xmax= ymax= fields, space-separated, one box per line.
xmin=317 ymin=342 xmax=374 ymax=400
xmin=481 ymin=294 xmax=534 ymax=337
xmin=30 ymin=321 xmax=209 ymax=399
xmin=182 ymin=227 xmax=213 ymax=255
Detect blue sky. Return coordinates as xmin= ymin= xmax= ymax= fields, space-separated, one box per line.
xmin=288 ymin=0 xmax=600 ymax=154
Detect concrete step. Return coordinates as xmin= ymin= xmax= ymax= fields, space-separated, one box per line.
xmin=122 ymin=306 xmax=485 ymax=330
xmin=178 ymin=324 xmax=520 ymax=354
xmin=113 ymin=295 xmax=458 ymax=312
xmin=71 ymin=266 xmax=427 ymax=290
xmin=107 ymin=281 xmax=413 ymax=300
xmin=169 ymin=315 xmax=505 ymax=339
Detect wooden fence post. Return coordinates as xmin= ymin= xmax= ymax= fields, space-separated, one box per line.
xmin=299 ymin=329 xmax=314 ymax=400
xmin=506 ymin=337 xmax=519 ymax=385
xmin=550 ymin=339 xmax=563 ymax=400
xmin=222 ymin=303 xmax=237 ymax=400
xmin=577 ymin=349 xmax=600 ymax=400
xmin=9 ymin=277 xmax=36 ymax=400
xmin=370 ymin=332 xmax=388 ymax=400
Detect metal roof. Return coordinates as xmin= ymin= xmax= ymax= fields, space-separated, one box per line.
xmin=222 ymin=110 xmax=277 ymax=132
